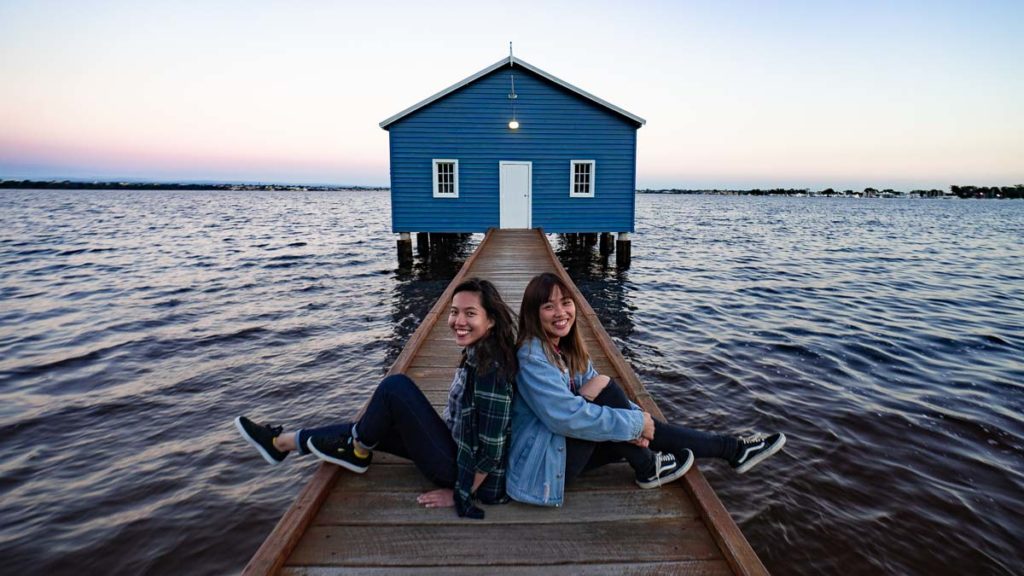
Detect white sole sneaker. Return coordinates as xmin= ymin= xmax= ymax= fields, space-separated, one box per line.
xmin=234 ymin=416 xmax=284 ymax=466
xmin=636 ymin=449 xmax=694 ymax=489
xmin=735 ymin=433 xmax=786 ymax=474
xmin=306 ymin=437 xmax=370 ymax=474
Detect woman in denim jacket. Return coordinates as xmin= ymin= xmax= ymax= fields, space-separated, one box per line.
xmin=235 ymin=278 xmax=516 ymax=518
xmin=507 ymin=273 xmax=784 ymax=507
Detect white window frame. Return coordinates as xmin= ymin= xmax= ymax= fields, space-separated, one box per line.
xmin=569 ymin=160 xmax=595 ymax=198
xmin=432 ymin=159 xmax=459 ymax=198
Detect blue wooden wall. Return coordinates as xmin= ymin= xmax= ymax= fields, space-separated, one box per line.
xmin=387 ymin=65 xmax=638 ymax=233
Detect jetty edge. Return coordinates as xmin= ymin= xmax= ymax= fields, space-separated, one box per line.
xmin=242 ymin=228 xmax=770 ymax=576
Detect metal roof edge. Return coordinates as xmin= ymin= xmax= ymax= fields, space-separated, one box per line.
xmin=379 ymin=56 xmax=646 ymax=130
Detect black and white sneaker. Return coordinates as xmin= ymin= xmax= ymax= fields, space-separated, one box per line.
xmin=731 ymin=432 xmax=786 ymax=474
xmin=307 ymin=434 xmax=372 ymax=474
xmin=636 ymin=449 xmax=694 ymax=489
xmin=235 ymin=416 xmax=289 ymax=465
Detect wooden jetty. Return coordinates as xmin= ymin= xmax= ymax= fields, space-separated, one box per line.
xmin=243 ymin=229 xmax=770 ymax=576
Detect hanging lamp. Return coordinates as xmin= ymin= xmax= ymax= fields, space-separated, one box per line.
xmin=508 ymin=42 xmax=519 ymax=130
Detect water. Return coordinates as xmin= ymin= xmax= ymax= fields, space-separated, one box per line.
xmin=1 ymin=190 xmax=1021 ymax=575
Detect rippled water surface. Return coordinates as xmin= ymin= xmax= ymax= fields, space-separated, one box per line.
xmin=1 ymin=190 xmax=1022 ymax=575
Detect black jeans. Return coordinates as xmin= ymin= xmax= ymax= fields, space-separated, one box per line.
xmin=297 ymin=374 xmax=456 ymax=488
xmin=564 ymin=379 xmax=737 ymax=482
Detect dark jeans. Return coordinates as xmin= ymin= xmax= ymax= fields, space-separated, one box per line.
xmin=297 ymin=374 xmax=456 ymax=488
xmin=564 ymin=379 xmax=737 ymax=482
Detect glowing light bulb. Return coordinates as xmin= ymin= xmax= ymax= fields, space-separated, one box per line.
xmin=508 ymin=120 xmax=520 ymax=130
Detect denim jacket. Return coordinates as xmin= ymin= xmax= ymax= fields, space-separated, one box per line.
xmin=506 ymin=337 xmax=643 ymax=506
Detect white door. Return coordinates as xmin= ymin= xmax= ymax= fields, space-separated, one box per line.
xmin=499 ymin=161 xmax=531 ymax=229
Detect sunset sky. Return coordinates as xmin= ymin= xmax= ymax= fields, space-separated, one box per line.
xmin=1 ymin=1 xmax=1021 ymax=190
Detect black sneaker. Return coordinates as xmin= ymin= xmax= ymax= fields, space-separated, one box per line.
xmin=306 ymin=434 xmax=372 ymax=474
xmin=636 ymin=449 xmax=693 ymax=489
xmin=731 ymin=432 xmax=786 ymax=474
xmin=235 ymin=416 xmax=289 ymax=465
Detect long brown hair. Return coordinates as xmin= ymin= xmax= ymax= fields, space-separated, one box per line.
xmin=452 ymin=278 xmax=518 ymax=379
xmin=516 ymin=272 xmax=591 ymax=379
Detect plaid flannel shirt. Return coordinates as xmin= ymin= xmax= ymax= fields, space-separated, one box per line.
xmin=451 ymin=351 xmax=514 ymax=518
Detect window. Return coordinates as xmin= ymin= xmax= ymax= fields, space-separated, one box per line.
xmin=433 ymin=159 xmax=459 ymax=198
xmin=570 ymin=160 xmax=595 ymax=198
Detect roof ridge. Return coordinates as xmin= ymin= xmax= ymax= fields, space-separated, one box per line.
xmin=379 ymin=56 xmax=645 ymax=129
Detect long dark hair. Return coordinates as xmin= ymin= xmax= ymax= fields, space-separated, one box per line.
xmin=453 ymin=277 xmax=518 ymax=379
xmin=516 ymin=272 xmax=591 ymax=379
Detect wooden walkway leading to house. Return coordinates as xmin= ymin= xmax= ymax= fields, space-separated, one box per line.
xmin=243 ymin=229 xmax=770 ymax=576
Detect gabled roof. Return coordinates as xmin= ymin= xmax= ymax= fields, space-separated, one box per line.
xmin=379 ymin=56 xmax=646 ymax=129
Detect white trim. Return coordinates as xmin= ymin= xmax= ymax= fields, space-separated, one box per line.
xmin=432 ymin=159 xmax=459 ymax=198
xmin=499 ymin=161 xmax=532 ymax=228
xmin=380 ymin=56 xmax=646 ymax=129
xmin=569 ymin=160 xmax=596 ymax=198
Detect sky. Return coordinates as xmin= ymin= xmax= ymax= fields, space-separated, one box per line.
xmin=1 ymin=0 xmax=1021 ymax=190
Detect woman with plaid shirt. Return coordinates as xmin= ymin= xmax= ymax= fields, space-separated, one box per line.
xmin=235 ymin=278 xmax=517 ymax=518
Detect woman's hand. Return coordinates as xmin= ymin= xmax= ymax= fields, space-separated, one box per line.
xmin=416 ymin=488 xmax=454 ymax=508
xmin=641 ymin=411 xmax=655 ymax=441
xmin=630 ymin=436 xmax=650 ymax=448
xmin=630 ymin=412 xmax=656 ymax=447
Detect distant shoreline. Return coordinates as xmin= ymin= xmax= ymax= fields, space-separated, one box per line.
xmin=0 ymin=180 xmax=386 ymax=192
xmin=1 ymin=180 xmax=1020 ymax=199
xmin=640 ymin=185 xmax=1023 ymax=199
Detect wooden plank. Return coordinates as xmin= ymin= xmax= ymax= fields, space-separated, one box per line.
xmin=287 ymin=519 xmax=721 ymax=567
xmin=407 ymin=353 xmax=459 ymax=367
xmin=313 ymin=488 xmax=698 ymax=526
xmin=405 ymin=366 xmax=457 ymax=383
xmin=281 ymin=560 xmax=734 ymax=576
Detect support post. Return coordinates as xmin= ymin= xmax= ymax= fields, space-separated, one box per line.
xmin=616 ymin=232 xmax=631 ymax=268
xmin=599 ymin=232 xmax=614 ymax=255
xmin=416 ymin=232 xmax=429 ymax=256
xmin=397 ymin=232 xmax=413 ymax=266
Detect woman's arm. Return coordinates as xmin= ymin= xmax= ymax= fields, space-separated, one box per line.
xmin=517 ymin=342 xmax=642 ymax=442
xmin=473 ymin=367 xmax=513 ymax=476
xmin=577 ymin=373 xmax=653 ymax=445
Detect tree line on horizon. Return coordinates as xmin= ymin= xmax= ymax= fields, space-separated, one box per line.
xmin=639 ymin=184 xmax=1023 ymax=199
xmin=0 ymin=180 xmax=385 ymax=192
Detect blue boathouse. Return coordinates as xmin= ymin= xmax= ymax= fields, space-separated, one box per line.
xmin=380 ymin=55 xmax=645 ymax=258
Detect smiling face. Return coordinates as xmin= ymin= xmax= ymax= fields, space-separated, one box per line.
xmin=448 ymin=290 xmax=495 ymax=348
xmin=539 ymin=284 xmax=576 ymax=345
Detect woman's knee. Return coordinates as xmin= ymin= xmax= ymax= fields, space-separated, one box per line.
xmin=580 ymin=375 xmax=610 ymax=401
xmin=592 ymin=378 xmax=632 ymax=408
xmin=379 ymin=373 xmax=417 ymax=395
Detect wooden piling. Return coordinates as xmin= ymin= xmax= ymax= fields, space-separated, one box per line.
xmin=397 ymin=232 xmax=413 ymax=266
xmin=616 ymin=232 xmax=632 ymax=268
xmin=416 ymin=232 xmax=429 ymax=256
